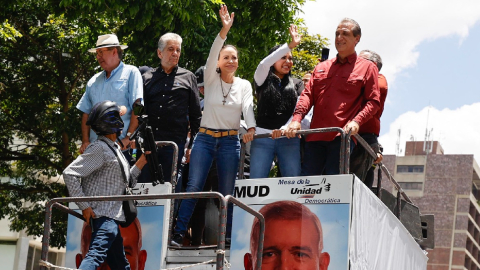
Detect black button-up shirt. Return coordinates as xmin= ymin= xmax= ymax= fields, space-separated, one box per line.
xmin=143 ymin=66 xmax=202 ymax=147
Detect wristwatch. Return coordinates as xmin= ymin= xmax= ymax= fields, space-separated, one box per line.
xmin=126 ymin=132 xmax=132 ymax=137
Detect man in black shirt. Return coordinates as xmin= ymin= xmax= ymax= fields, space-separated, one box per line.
xmin=138 ymin=33 xmax=202 ymax=188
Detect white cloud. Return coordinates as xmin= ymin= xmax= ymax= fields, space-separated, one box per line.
xmin=378 ymin=103 xmax=480 ymax=161
xmin=301 ymin=0 xmax=480 ymax=84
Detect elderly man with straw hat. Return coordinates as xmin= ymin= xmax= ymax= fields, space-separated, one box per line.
xmin=77 ymin=34 xmax=143 ymax=159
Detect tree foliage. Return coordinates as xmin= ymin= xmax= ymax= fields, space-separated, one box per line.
xmin=292 ymin=25 xmax=329 ymax=79
xmin=1 ymin=0 xmax=308 ymax=248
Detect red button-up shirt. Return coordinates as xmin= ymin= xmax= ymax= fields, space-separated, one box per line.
xmin=359 ymin=74 xmax=388 ymax=136
xmin=292 ymin=53 xmax=380 ymax=142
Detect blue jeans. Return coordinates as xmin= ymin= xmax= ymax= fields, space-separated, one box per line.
xmin=250 ymin=137 xmax=301 ymax=178
xmin=79 ymin=217 xmax=130 ymax=270
xmin=302 ymin=136 xmax=355 ymax=176
xmin=174 ymin=132 xmax=240 ymax=238
xmin=138 ymin=139 xmax=185 ymax=190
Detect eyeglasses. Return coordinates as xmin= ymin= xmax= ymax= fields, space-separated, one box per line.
xmin=96 ymin=48 xmax=114 ymax=57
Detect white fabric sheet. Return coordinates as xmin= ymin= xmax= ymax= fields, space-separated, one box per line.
xmin=350 ymin=177 xmax=428 ymax=270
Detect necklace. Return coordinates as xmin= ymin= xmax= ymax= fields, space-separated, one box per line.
xmin=220 ymin=77 xmax=233 ymax=105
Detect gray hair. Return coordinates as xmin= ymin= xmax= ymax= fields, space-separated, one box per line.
xmin=360 ymin=49 xmax=383 ymax=71
xmin=339 ymin=18 xmax=361 ymax=37
xmin=114 ymin=46 xmax=123 ymax=60
xmin=158 ymin=33 xmax=183 ymax=51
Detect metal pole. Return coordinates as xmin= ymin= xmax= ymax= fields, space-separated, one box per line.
xmin=343 ymin=131 xmax=351 ymax=174
xmin=40 ymin=201 xmax=54 ymax=270
xmin=377 ymin=166 xmax=382 ymax=199
xmin=155 ymin=141 xmax=179 ymax=184
xmin=353 ymin=134 xmax=414 ymax=204
xmin=216 ymin=197 xmax=228 ymax=269
xmin=239 ymin=141 xmax=246 ymax=179
xmin=396 ymin=190 xmax=402 ymax=219
xmin=156 ymin=141 xmax=179 ymax=248
xmin=339 ymin=132 xmax=346 ymax=174
xmin=42 ymin=192 xmax=227 ymax=269
xmin=226 ymin=196 xmax=265 ymax=270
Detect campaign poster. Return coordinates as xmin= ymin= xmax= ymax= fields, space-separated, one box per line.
xmin=230 ymin=175 xmax=354 ymax=270
xmin=65 ymin=183 xmax=171 ymax=270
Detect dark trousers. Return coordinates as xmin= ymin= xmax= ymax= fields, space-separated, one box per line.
xmin=302 ymin=136 xmax=355 ymax=176
xmin=181 ymin=160 xmax=219 ymax=245
xmin=80 ymin=217 xmax=130 ymax=270
xmin=350 ymin=133 xmax=380 ymax=188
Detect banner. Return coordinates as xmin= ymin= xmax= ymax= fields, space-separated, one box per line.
xmin=65 ymin=183 xmax=171 ymax=270
xmin=230 ymin=175 xmax=354 ymax=270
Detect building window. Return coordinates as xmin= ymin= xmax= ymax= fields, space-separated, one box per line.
xmin=398 ymin=182 xmax=423 ymax=190
xmin=397 ymin=165 xmax=424 ymax=173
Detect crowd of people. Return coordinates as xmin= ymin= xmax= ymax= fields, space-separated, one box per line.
xmin=63 ymin=4 xmax=388 ymax=270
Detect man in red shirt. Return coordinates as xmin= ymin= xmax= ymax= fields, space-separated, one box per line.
xmin=286 ymin=18 xmax=380 ymax=175
xmin=350 ymin=50 xmax=388 ymax=187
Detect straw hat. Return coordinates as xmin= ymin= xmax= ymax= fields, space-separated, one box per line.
xmin=88 ymin=34 xmax=128 ymax=53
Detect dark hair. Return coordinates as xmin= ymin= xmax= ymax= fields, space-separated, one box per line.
xmin=268 ymin=44 xmax=292 ymax=76
xmin=216 ymin=44 xmax=239 ymax=74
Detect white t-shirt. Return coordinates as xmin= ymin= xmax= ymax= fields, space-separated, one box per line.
xmin=201 ymin=35 xmax=256 ymax=130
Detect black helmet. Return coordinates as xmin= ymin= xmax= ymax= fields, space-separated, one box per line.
xmin=195 ymin=66 xmax=205 ymax=87
xmin=86 ymin=101 xmax=124 ymax=136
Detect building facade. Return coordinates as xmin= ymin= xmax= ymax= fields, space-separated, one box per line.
xmin=381 ymin=141 xmax=480 ymax=270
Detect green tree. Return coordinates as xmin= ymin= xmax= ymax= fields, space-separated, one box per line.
xmin=1 ymin=0 xmax=307 ymax=248
xmin=0 ymin=2 xmax=105 ymax=248
xmin=292 ymin=26 xmax=329 ymax=79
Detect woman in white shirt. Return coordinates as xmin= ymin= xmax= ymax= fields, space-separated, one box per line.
xmin=171 ymin=5 xmax=256 ymax=246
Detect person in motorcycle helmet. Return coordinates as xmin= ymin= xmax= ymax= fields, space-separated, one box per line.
xmin=63 ymin=100 xmax=149 ymax=270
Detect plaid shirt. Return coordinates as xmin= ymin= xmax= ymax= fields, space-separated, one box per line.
xmin=63 ymin=136 xmax=140 ymax=221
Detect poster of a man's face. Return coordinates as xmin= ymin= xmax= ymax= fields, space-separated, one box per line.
xmin=230 ymin=175 xmax=353 ymax=270
xmin=243 ymin=201 xmax=331 ymax=270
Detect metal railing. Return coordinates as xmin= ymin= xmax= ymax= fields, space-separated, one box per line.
xmin=352 ymin=133 xmax=413 ymax=204
xmin=155 ymin=141 xmax=179 ymax=244
xmin=239 ymin=128 xmax=414 ymax=212
xmin=239 ymin=128 xmax=350 ymax=178
xmin=40 ymin=128 xmax=416 ymax=270
xmin=40 ymin=192 xmax=266 ymax=270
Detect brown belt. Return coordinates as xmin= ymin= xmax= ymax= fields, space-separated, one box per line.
xmin=199 ymin=127 xmax=238 ymax=138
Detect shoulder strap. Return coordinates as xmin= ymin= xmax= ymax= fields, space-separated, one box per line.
xmin=100 ymin=139 xmax=130 ymax=188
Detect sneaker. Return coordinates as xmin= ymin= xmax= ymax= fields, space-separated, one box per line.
xmin=171 ymin=234 xmax=184 ymax=247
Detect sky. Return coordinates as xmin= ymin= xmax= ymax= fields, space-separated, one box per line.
xmin=301 ymin=0 xmax=480 ymax=160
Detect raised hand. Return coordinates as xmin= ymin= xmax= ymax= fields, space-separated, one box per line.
xmin=288 ymin=24 xmax=301 ymax=49
xmin=219 ymin=5 xmax=234 ymax=30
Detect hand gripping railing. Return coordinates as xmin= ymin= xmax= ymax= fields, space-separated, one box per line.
xmin=40 ymin=192 xmax=228 ymax=270
xmin=239 ymin=128 xmax=348 ymax=179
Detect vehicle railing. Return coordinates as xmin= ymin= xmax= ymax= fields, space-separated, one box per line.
xmin=40 ymin=192 xmax=266 ymax=270
xmin=239 ymin=128 xmax=414 ymax=216
xmin=352 ymin=133 xmax=413 ymax=205
xmin=239 ymin=127 xmax=348 ymax=179
xmin=154 ymin=141 xmax=179 ymax=184
xmin=225 ymin=195 xmax=265 ymax=270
